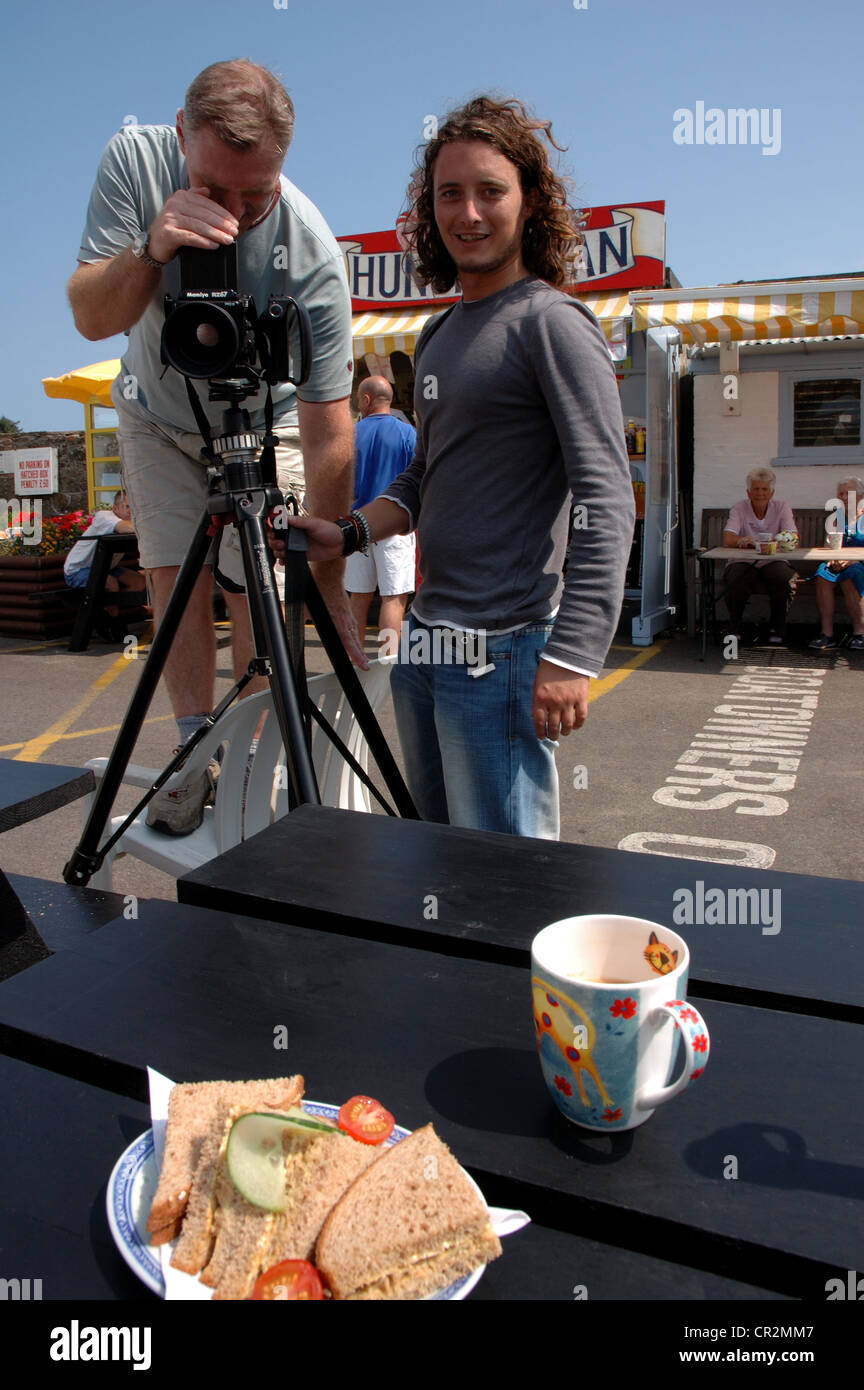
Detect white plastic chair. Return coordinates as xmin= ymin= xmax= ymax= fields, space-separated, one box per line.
xmin=82 ymin=660 xmax=394 ymax=889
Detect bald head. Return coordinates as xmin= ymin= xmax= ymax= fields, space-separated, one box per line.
xmin=358 ymin=376 xmax=393 ymax=417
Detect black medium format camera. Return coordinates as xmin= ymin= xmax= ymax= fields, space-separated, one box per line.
xmin=161 ymin=243 xmax=311 ymax=386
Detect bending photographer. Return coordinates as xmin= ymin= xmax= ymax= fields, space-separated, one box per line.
xmin=67 ymin=59 xmax=359 ymax=835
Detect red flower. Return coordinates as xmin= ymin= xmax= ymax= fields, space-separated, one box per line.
xmin=554 ymin=1075 xmax=572 ymax=1096
xmin=610 ymin=997 xmax=637 ymax=1019
xmin=679 ymin=1007 xmax=699 ymax=1025
xmin=602 ymin=1108 xmax=623 ymax=1122
xmin=693 ymin=1034 xmax=708 ymax=1053
xmin=691 ymin=1068 xmax=704 ymax=1080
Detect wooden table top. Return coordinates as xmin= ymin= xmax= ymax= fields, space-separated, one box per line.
xmin=179 ymin=806 xmax=864 ymax=1022
xmin=0 ymin=758 xmax=95 ymax=834
xmin=700 ymin=545 xmax=863 ymax=563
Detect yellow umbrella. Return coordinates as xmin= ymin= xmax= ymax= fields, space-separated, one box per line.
xmin=42 ymin=360 xmax=121 ymax=407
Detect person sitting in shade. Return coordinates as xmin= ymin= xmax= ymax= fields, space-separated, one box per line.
xmin=63 ymin=490 xmax=146 ymax=615
xmin=722 ymin=467 xmax=797 ymax=644
xmin=809 ymin=476 xmax=864 ymax=651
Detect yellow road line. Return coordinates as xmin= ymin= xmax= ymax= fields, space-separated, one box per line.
xmin=0 ymin=712 xmax=175 ymax=754
xmin=13 ymin=654 xmax=136 ymax=762
xmin=0 ymin=638 xmax=70 ymax=654
xmin=588 ymin=643 xmax=663 ymax=703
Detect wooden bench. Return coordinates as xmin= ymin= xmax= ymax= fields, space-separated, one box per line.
xmin=697 ymin=507 xmax=826 ymax=637
xmin=29 ymin=534 xmax=149 ymax=651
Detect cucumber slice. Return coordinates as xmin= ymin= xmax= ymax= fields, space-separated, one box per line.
xmin=226 ymin=1111 xmax=339 ymax=1211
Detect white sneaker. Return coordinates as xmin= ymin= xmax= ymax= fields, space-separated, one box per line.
xmin=146 ymin=749 xmax=219 ymax=837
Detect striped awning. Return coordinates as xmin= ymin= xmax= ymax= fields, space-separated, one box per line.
xmin=631 ymin=280 xmax=864 ymax=344
xmin=572 ymin=290 xmax=633 ymax=342
xmin=351 ymin=307 xmax=450 ymax=358
xmin=352 ymin=289 xmax=633 ymax=359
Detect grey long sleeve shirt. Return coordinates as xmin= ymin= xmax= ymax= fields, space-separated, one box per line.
xmin=383 ymin=276 xmax=635 ymax=677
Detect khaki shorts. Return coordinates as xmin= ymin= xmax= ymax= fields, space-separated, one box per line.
xmin=111 ymin=378 xmax=304 ymax=592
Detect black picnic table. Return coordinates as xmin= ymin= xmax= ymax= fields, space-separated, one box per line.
xmin=0 ymin=807 xmax=860 ymax=1344
xmin=0 ymin=758 xmax=96 ymax=968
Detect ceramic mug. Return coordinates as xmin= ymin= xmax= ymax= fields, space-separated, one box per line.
xmin=531 ymin=915 xmax=710 ymax=1132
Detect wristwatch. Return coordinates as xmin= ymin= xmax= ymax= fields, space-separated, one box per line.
xmin=131 ymin=232 xmax=166 ymax=270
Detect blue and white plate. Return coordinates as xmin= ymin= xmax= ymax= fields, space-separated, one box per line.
xmin=106 ymin=1100 xmax=485 ymax=1300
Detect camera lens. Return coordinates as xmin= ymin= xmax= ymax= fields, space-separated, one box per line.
xmin=161 ymin=301 xmax=241 ymax=379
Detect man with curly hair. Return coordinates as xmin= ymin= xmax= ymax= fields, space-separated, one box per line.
xmin=289 ymin=95 xmax=634 ymax=839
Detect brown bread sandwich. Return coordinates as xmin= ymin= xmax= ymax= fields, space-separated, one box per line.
xmin=146 ymin=1075 xmax=304 ymax=1246
xmin=315 ymin=1124 xmax=501 ymax=1299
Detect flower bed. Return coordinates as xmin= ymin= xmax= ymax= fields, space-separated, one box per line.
xmin=0 ymin=509 xmax=92 ymax=558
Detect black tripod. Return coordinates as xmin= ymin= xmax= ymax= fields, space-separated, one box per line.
xmin=63 ymin=385 xmax=417 ymax=889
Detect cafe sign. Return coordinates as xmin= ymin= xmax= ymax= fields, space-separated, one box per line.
xmin=1 ymin=447 xmax=59 ymax=495
xmin=338 ymin=200 xmax=665 ymax=311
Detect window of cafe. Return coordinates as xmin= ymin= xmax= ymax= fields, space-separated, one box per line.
xmin=777 ymin=369 xmax=863 ymax=465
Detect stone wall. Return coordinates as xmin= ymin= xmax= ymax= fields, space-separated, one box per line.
xmin=0 ymin=430 xmax=88 ymax=516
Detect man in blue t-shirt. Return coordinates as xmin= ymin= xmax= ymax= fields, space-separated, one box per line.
xmin=344 ymin=377 xmax=416 ymax=648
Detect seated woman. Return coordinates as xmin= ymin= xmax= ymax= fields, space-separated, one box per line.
xmin=809 ymin=476 xmax=864 ymax=650
xmin=722 ymin=467 xmax=797 ymax=644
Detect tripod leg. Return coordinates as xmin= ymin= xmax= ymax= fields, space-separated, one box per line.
xmin=236 ymin=510 xmax=321 ymax=809
xmin=63 ymin=513 xmax=215 ymax=886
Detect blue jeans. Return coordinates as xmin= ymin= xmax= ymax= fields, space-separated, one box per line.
xmin=390 ymin=614 xmax=560 ymax=839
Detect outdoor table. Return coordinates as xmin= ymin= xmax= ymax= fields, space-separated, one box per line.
xmin=0 ymin=758 xmax=96 ymax=969
xmin=696 ymin=545 xmax=858 ymax=658
xmin=0 ymin=887 xmax=860 ymax=1325
xmin=178 ymin=805 xmax=863 ymax=1023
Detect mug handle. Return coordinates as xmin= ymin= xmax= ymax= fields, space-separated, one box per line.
xmin=635 ymin=999 xmax=710 ymax=1113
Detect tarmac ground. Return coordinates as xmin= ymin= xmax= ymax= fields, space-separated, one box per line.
xmin=1 ymin=608 xmax=862 ymax=908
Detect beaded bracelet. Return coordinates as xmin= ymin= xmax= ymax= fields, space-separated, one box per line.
xmin=351 ymin=509 xmax=372 ymax=553
xmin=336 ymin=512 xmax=371 ymax=556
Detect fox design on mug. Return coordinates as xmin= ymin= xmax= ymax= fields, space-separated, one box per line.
xmin=532 ymin=980 xmax=614 ymax=1110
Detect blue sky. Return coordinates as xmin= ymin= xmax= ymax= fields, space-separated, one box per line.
xmin=2 ymin=0 xmax=861 ymax=429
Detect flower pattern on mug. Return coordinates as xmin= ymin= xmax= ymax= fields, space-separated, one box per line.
xmin=678 ymin=1007 xmax=699 ymax=1025
xmin=554 ymin=1075 xmax=572 ymax=1096
xmin=610 ymin=997 xmax=637 ymax=1019
xmin=693 ymin=1034 xmax=708 ymax=1053
xmin=691 ymin=1068 xmax=705 ymax=1080
xmin=601 ymin=1108 xmax=623 ymax=1123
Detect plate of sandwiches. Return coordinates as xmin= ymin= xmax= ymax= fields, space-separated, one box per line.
xmin=106 ymin=1073 xmax=503 ymax=1300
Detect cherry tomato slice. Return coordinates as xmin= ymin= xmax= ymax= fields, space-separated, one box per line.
xmin=251 ymin=1260 xmax=324 ymax=1300
xmin=337 ymin=1095 xmax=395 ymax=1145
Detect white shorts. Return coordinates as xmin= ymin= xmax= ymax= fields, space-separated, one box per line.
xmin=344 ymin=532 xmax=416 ymax=596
